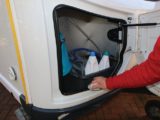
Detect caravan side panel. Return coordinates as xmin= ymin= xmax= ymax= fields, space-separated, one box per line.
xmin=0 ymin=0 xmax=23 ymax=102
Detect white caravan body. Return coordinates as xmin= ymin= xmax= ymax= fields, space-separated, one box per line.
xmin=0 ymin=0 xmax=160 ymax=119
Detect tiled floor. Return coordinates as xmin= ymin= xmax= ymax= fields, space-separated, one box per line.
xmin=77 ymin=90 xmax=160 ymax=120
xmin=1 ymin=83 xmax=160 ymax=120
xmin=0 ymin=83 xmax=20 ymax=120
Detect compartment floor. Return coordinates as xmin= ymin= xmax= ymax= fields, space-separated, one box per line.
xmin=0 ymin=82 xmax=160 ymax=120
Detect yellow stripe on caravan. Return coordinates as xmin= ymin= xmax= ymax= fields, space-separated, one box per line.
xmin=6 ymin=0 xmax=29 ymax=103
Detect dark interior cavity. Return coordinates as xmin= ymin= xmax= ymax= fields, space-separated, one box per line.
xmin=53 ymin=5 xmax=127 ymax=95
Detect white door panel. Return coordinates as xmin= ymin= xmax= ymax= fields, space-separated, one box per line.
xmin=139 ymin=10 xmax=160 ymax=59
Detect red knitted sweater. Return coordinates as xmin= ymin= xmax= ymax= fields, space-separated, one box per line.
xmin=106 ymin=36 xmax=160 ymax=89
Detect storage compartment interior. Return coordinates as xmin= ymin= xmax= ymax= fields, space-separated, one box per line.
xmin=53 ymin=6 xmax=127 ymax=95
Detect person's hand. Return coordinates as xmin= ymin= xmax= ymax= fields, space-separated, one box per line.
xmin=88 ymin=76 xmax=107 ymax=90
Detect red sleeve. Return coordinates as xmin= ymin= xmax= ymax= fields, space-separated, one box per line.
xmin=106 ymin=36 xmax=160 ymax=89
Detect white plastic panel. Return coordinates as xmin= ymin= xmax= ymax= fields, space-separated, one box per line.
xmin=12 ymin=0 xmax=53 ymax=108
xmin=0 ymin=0 xmax=23 ymax=101
xmin=85 ymin=0 xmax=155 ymax=12
xmin=139 ymin=10 xmax=160 ymax=59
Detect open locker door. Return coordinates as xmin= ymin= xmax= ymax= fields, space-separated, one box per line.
xmin=138 ymin=10 xmax=160 ymax=96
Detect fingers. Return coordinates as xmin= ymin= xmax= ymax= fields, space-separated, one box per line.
xmin=89 ymin=76 xmax=106 ymax=90
xmin=88 ymin=83 xmax=101 ymax=91
xmin=92 ymin=77 xmax=102 ymax=83
xmin=91 ymin=77 xmax=104 ymax=85
xmin=89 ymin=77 xmax=103 ymax=90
